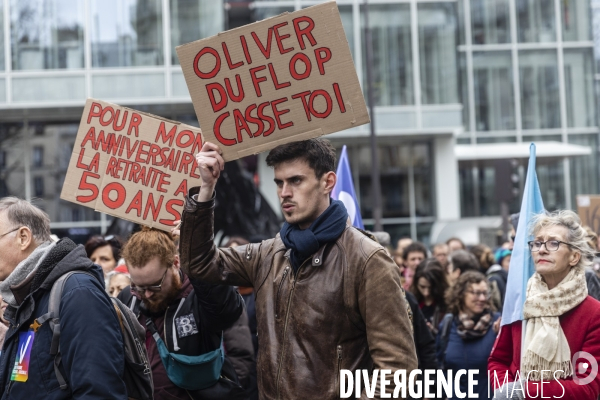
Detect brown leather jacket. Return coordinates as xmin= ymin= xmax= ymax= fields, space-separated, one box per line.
xmin=180 ymin=191 xmax=418 ymax=399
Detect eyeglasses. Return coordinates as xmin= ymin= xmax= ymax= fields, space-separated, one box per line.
xmin=0 ymin=227 xmax=20 ymax=239
xmin=130 ymin=269 xmax=168 ymax=294
xmin=528 ymin=240 xmax=577 ymax=252
xmin=466 ymin=290 xmax=491 ymax=299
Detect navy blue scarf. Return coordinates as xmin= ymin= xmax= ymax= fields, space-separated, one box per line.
xmin=280 ymin=200 xmax=348 ymax=272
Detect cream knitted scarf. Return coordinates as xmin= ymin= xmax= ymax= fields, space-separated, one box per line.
xmin=522 ymin=265 xmax=587 ymax=381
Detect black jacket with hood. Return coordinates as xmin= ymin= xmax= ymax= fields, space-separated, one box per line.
xmin=0 ymin=238 xmax=127 ymax=399
xmin=118 ymin=271 xmax=247 ymax=399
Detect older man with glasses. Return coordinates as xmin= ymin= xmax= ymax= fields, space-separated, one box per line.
xmin=0 ymin=197 xmax=127 ymax=399
xmin=117 ymin=227 xmax=247 ymax=400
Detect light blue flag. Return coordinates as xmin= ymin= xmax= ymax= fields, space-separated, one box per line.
xmin=332 ymin=145 xmax=364 ymax=229
xmin=501 ymin=143 xmax=545 ymax=326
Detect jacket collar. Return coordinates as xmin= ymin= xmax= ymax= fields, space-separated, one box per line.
xmin=283 ymin=224 xmax=350 ymax=268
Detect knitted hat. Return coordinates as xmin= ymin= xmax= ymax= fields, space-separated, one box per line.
xmin=495 ymin=248 xmax=512 ymax=265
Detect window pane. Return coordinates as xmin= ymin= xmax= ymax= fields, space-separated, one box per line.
xmin=593 ymin=5 xmax=600 ymax=72
xmin=361 ymin=4 xmax=413 ymax=106
xmin=459 ymin=161 xmax=521 ymax=217
xmin=11 ymin=0 xmax=84 ymax=70
xmin=471 ymin=0 xmax=510 ymax=44
xmin=253 ymin=6 xmax=293 ymax=22
xmin=0 ymin=123 xmax=25 ymax=198
xmin=358 ymin=144 xmax=411 ymax=219
xmin=519 ymin=50 xmax=560 ymax=129
xmin=33 ymin=122 xmax=100 ymax=222
xmin=171 ymin=0 xmax=223 ymax=65
xmin=570 ymin=134 xmax=598 ymax=208
xmin=32 ymin=146 xmax=43 ymax=167
xmin=339 ymin=6 xmax=354 ymax=60
xmin=91 ymin=0 xmax=163 ymax=68
xmin=418 ymin=3 xmax=459 ymax=104
xmin=473 ymin=51 xmax=515 ymax=131
xmin=564 ymin=49 xmax=595 ymax=127
xmin=459 ymin=52 xmax=470 ymax=131
xmin=33 ymin=176 xmax=44 ymax=197
xmin=0 ymin=2 xmax=4 ymax=70
xmin=458 ymin=0 xmax=465 ymax=45
xmin=535 ymin=159 xmax=565 ymax=211
xmin=562 ymin=0 xmax=591 ymax=41
xmin=517 ymin=0 xmax=556 ymax=43
xmin=413 ymin=143 xmax=434 ymax=217
xmin=353 ymin=142 xmax=432 ymax=219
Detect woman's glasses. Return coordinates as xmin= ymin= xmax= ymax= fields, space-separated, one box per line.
xmin=528 ymin=240 xmax=576 ymax=252
xmin=465 ymin=290 xmax=491 ymax=299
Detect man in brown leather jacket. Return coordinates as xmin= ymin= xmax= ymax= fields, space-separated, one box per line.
xmin=178 ymin=138 xmax=417 ymax=399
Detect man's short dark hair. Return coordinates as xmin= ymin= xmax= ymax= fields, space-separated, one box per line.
xmin=265 ymin=138 xmax=337 ymax=178
xmin=450 ymin=250 xmax=479 ymax=275
xmin=402 ymin=242 xmax=428 ymax=260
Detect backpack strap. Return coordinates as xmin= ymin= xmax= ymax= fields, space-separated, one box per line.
xmin=35 ymin=271 xmax=97 ymax=391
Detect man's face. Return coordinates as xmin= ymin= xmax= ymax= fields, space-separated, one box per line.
xmin=406 ymin=251 xmax=425 ymax=270
xmin=108 ymin=274 xmax=131 ymax=298
xmin=129 ymin=256 xmax=181 ymax=313
xmin=447 ymin=239 xmax=464 ymax=253
xmin=0 ymin=211 xmax=30 ymax=281
xmin=433 ymin=244 xmax=449 ymax=267
xmin=448 ymin=262 xmax=461 ymax=283
xmin=274 ymin=158 xmax=334 ymax=229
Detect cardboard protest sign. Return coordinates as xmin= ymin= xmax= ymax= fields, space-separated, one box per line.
xmin=577 ymin=195 xmax=600 ymax=234
xmin=60 ymin=99 xmax=203 ymax=231
xmin=176 ymin=0 xmax=369 ymax=161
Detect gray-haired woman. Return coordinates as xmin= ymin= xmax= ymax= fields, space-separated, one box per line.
xmin=489 ymin=210 xmax=600 ymax=399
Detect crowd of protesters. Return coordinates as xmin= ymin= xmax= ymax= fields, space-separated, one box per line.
xmin=1 ymin=138 xmax=600 ymax=399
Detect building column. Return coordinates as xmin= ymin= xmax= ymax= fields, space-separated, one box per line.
xmin=434 ymin=135 xmax=460 ymax=221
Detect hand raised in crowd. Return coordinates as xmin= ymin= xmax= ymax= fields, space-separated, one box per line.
xmin=195 ymin=142 xmax=225 ymax=202
xmin=171 ymin=220 xmax=181 ymax=237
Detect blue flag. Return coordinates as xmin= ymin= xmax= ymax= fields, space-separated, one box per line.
xmin=332 ymin=146 xmax=364 ymax=229
xmin=501 ymin=143 xmax=545 ymax=326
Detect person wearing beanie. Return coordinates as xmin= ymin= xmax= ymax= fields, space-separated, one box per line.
xmin=495 ymin=248 xmax=512 ymax=272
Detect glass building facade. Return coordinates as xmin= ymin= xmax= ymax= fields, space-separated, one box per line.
xmin=459 ymin=0 xmax=598 ymax=218
xmin=0 ymin=0 xmax=597 ymax=246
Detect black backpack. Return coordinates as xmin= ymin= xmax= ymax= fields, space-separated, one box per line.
xmin=35 ymin=271 xmax=154 ymax=399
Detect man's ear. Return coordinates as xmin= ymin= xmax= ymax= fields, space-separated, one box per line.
xmin=323 ymin=171 xmax=337 ymax=194
xmin=17 ymin=227 xmax=34 ymax=252
xmin=173 ymin=254 xmax=181 ymax=270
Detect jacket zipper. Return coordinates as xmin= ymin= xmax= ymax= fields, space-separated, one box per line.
xmin=276 ymin=261 xmax=307 ymax=399
xmin=275 ymin=266 xmax=290 ymax=319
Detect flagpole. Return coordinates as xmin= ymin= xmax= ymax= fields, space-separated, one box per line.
xmin=520 ymin=320 xmax=527 ymax=372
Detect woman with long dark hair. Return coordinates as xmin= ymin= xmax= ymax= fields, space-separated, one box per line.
xmin=410 ymin=259 xmax=449 ymax=335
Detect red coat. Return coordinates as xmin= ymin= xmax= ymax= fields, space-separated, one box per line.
xmin=488 ymin=296 xmax=600 ymax=400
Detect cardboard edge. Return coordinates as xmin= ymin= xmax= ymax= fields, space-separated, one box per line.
xmin=86 ymin=98 xmax=192 ymax=127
